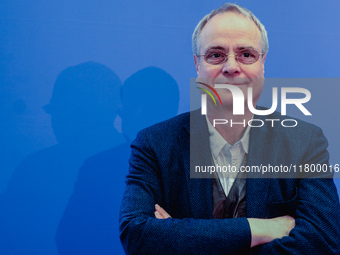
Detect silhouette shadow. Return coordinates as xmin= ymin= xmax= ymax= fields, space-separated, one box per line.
xmin=55 ymin=66 xmax=179 ymax=254
xmin=0 ymin=62 xmax=124 ymax=255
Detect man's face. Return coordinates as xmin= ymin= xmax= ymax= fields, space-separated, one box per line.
xmin=194 ymin=13 xmax=266 ymax=108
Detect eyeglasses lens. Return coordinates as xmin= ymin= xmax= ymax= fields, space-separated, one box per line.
xmin=204 ymin=49 xmax=260 ymax=65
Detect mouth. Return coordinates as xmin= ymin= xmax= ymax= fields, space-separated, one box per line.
xmin=220 ymin=83 xmax=244 ymax=86
xmin=197 ymin=81 xmax=245 ymax=87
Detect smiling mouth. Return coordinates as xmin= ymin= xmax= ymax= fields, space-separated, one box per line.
xmin=220 ymin=83 xmax=244 ymax=86
xmin=197 ymin=81 xmax=245 ymax=86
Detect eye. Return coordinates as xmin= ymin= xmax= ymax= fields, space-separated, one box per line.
xmin=241 ymin=51 xmax=254 ymax=58
xmin=206 ymin=52 xmax=223 ymax=59
xmin=204 ymin=50 xmax=226 ymax=65
xmin=237 ymin=49 xmax=260 ymax=64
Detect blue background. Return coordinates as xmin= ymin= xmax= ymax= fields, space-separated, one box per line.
xmin=1 ymin=0 xmax=339 ymax=254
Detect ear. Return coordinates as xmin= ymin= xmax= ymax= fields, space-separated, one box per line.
xmin=262 ymin=54 xmax=267 ymax=74
xmin=194 ymin=55 xmax=200 ymax=74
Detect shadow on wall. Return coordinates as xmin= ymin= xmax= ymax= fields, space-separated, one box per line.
xmin=0 ymin=62 xmax=125 ymax=255
xmin=55 ymin=66 xmax=180 ymax=255
xmin=0 ymin=61 xmax=31 ymax=194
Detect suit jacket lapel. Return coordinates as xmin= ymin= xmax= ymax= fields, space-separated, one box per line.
xmin=246 ymin=114 xmax=274 ymax=218
xmin=181 ymin=110 xmax=213 ymax=219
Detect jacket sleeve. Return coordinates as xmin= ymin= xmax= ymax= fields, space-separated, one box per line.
xmin=119 ymin=130 xmax=252 ymax=255
xmin=252 ymin=127 xmax=340 ymax=255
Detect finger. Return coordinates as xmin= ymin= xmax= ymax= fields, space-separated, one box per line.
xmin=284 ymin=215 xmax=296 ymax=230
xmin=154 ymin=211 xmax=165 ymax=219
xmin=155 ymin=204 xmax=172 ymax=219
xmin=155 ymin=204 xmax=170 ymax=218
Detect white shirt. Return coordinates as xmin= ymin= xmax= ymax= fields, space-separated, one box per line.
xmin=206 ymin=116 xmax=250 ymax=196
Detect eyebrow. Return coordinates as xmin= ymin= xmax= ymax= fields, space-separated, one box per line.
xmin=206 ymin=46 xmax=257 ymax=51
xmin=237 ymin=46 xmax=257 ymax=51
xmin=207 ymin=46 xmax=226 ymax=51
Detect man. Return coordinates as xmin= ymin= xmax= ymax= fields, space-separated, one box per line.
xmin=119 ymin=3 xmax=340 ymax=254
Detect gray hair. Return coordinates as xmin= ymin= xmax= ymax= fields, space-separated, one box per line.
xmin=192 ymin=3 xmax=269 ymax=55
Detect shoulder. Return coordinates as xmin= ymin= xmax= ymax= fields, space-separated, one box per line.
xmin=265 ymin=109 xmax=326 ymax=141
xmin=129 ymin=111 xmax=195 ymax=162
xmin=253 ymin=108 xmax=329 ymax=166
xmin=255 ymin=106 xmax=326 ymax=141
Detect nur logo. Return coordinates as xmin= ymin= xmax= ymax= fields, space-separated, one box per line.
xmin=198 ymin=82 xmax=312 ymax=116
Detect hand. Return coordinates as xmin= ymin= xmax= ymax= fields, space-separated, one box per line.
xmin=154 ymin=204 xmax=172 ymax=219
xmin=248 ymin=215 xmax=295 ymax=247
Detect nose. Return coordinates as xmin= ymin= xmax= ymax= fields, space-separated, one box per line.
xmin=222 ymin=54 xmax=241 ymax=76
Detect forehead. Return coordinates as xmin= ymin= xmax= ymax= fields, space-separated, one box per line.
xmin=200 ymin=12 xmax=262 ymax=51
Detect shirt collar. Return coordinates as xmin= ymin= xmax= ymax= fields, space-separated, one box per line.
xmin=205 ymin=115 xmax=250 ymax=158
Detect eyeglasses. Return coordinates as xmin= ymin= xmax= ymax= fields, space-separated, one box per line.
xmin=198 ymin=48 xmax=264 ymax=65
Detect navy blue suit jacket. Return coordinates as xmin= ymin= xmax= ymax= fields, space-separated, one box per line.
xmin=119 ymin=110 xmax=340 ymax=254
